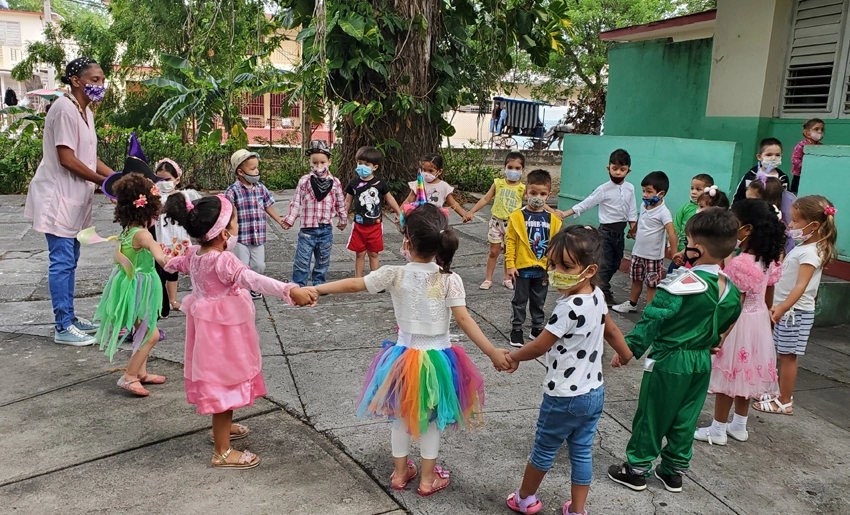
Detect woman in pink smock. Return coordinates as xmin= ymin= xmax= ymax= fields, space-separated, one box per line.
xmin=164 ymin=193 xmax=316 ymax=470
xmin=24 ymin=57 xmax=114 ymax=346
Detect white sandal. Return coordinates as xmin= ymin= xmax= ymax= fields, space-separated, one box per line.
xmin=753 ymin=396 xmax=793 ymax=415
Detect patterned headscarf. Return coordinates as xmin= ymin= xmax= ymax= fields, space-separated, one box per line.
xmin=61 ymin=57 xmax=98 ymax=85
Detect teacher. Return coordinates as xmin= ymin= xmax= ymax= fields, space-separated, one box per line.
xmin=24 ymin=57 xmax=114 ymax=346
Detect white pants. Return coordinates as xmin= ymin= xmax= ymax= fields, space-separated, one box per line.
xmin=233 ymin=243 xmax=266 ymax=275
xmin=392 ymin=420 xmax=441 ymax=459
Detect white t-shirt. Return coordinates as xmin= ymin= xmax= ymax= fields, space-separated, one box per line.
xmin=542 ymin=287 xmax=607 ymax=397
xmin=631 ymin=201 xmax=673 ymax=260
xmin=774 ymin=243 xmax=823 ymax=312
xmin=408 ymin=179 xmax=454 ymax=208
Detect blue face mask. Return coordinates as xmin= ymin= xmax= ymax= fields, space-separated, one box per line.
xmin=643 ymin=195 xmax=660 ymax=207
xmin=356 ymin=164 xmax=373 ymax=178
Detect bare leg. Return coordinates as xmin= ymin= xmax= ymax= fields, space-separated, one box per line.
xmin=125 ymin=328 xmax=159 ymax=380
xmin=628 ymin=281 xmax=643 ymax=304
xmin=713 ymin=393 xmax=734 ymax=423
xmin=518 ymin=462 xmax=546 ymax=499
xmin=777 ymin=354 xmax=798 ymax=404
xmin=569 ymin=484 xmax=590 ymax=514
xmin=368 ymin=251 xmax=380 ymax=272
xmin=212 ymin=411 xmax=234 ymax=455
xmin=166 ymin=280 xmax=179 ymax=307
xmin=354 ymin=251 xmax=366 ymax=278
xmin=646 ymin=285 xmax=657 ymax=304
xmin=485 ymin=243 xmax=501 ymax=282
xmin=734 ymin=396 xmax=750 ymax=417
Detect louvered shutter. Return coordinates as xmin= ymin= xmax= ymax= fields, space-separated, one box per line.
xmin=782 ymin=0 xmax=846 ymax=113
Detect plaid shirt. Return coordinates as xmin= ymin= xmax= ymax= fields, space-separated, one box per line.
xmin=225 ymin=181 xmax=274 ymax=246
xmin=283 ymin=172 xmax=347 ymax=229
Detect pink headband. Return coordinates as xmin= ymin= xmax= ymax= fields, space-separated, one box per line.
xmin=201 ymin=194 xmax=233 ymax=241
xmin=155 ymin=158 xmax=183 ymax=178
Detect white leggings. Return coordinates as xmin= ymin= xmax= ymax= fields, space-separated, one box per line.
xmin=391 ymin=421 xmax=441 ymax=460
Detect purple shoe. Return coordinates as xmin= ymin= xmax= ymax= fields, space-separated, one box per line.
xmin=563 ymin=501 xmax=587 ymax=515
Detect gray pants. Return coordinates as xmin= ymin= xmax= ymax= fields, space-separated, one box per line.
xmin=233 ymin=243 xmax=266 ymax=275
xmin=511 ymin=274 xmax=548 ymax=331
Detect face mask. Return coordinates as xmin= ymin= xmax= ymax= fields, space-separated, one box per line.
xmin=609 ymin=174 xmax=625 ymax=184
xmin=241 ymin=172 xmax=260 ymax=185
xmin=761 ymin=158 xmax=781 ymax=170
xmin=642 ymin=195 xmax=660 ymax=207
xmin=735 ymin=229 xmax=749 ymax=250
xmin=422 ymin=172 xmax=437 ymax=183
xmin=84 ymin=84 xmax=106 ymax=103
xmin=527 ymin=196 xmax=546 ymax=210
xmin=224 ymin=232 xmax=237 ymax=251
xmin=548 ymin=267 xmax=590 ymax=290
xmin=401 ymin=237 xmax=412 ymax=262
xmin=312 ymin=166 xmax=328 ymax=177
xmin=789 ymin=222 xmax=814 ymax=245
xmin=809 ymin=132 xmax=823 ymax=142
xmin=505 ymin=170 xmax=522 ymax=182
xmin=157 ymin=180 xmax=175 ymax=194
xmin=683 ymin=246 xmax=702 ymax=267
xmin=356 ymin=164 xmax=373 ymax=178
xmin=696 ymin=207 xmax=704 ymax=213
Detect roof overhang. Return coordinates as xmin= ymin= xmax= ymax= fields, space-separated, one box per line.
xmin=600 ymin=9 xmax=716 ymax=43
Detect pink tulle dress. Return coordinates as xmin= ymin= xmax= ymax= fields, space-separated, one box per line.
xmin=709 ymin=253 xmax=781 ymax=399
xmin=166 ymin=247 xmax=296 ymax=414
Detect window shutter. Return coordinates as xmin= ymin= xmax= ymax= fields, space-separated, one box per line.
xmin=783 ymin=0 xmax=845 ymax=112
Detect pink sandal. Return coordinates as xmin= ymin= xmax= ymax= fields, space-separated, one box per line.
xmin=507 ymin=490 xmax=542 ymax=514
xmin=417 ymin=466 xmax=450 ymax=497
xmin=117 ymin=377 xmax=149 ymax=397
xmin=139 ymin=373 xmax=166 ymax=384
xmin=390 ymin=459 xmax=418 ymax=490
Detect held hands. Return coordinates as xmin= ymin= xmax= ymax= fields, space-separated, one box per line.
xmin=462 ymin=212 xmax=474 ymax=223
xmin=488 ymin=348 xmax=513 ymax=372
xmin=337 ymin=222 xmax=347 ymax=231
xmin=611 ymin=351 xmax=633 ymax=368
xmin=291 ymin=287 xmax=318 ymax=307
xmin=672 ymin=250 xmax=685 ymax=266
xmin=626 ymin=228 xmax=637 ymax=240
xmin=554 ymin=209 xmax=568 ymax=220
xmin=281 ymin=220 xmax=292 ymax=230
xmin=769 ymin=305 xmax=787 ymax=324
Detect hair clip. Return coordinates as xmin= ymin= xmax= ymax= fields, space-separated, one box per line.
xmin=703 ymin=185 xmax=718 ymax=197
xmin=150 ymin=184 xmax=160 ymax=196
xmin=185 ymin=198 xmax=195 ymax=212
xmin=134 ymin=194 xmax=147 ymax=209
xmin=825 ymin=206 xmax=837 ymax=216
xmin=755 ymin=170 xmax=768 ymax=186
xmin=439 ymin=230 xmax=445 ymax=234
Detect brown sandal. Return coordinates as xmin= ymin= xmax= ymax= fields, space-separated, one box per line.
xmin=208 ymin=424 xmax=250 ymax=443
xmin=212 ymin=448 xmax=260 ymax=469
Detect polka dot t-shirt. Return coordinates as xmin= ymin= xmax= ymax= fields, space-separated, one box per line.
xmin=542 ymin=287 xmax=607 ymax=397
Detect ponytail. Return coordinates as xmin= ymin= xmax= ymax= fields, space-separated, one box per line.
xmin=405 ymin=203 xmax=458 ymax=273
xmin=793 ymin=195 xmax=838 ymax=267
xmin=164 ymin=192 xmax=221 ymax=242
xmin=435 ymin=228 xmax=459 ymax=274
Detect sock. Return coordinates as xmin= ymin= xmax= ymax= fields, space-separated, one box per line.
xmin=730 ymin=413 xmax=748 ymax=432
xmin=710 ymin=419 xmax=727 ymax=435
xmin=629 ymin=301 xmax=637 ymax=306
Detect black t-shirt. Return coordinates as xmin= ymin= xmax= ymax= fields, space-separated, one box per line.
xmin=345 ymin=177 xmax=390 ymax=225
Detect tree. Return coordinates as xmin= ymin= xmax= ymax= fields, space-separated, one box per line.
xmin=278 ymin=0 xmax=571 ymax=185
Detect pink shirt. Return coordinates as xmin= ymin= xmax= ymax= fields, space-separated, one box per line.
xmin=24 ymin=95 xmax=98 ymax=238
xmin=791 ymin=139 xmax=821 ymax=177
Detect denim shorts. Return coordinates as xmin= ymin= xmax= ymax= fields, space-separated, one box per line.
xmin=529 ymin=386 xmax=604 ymax=485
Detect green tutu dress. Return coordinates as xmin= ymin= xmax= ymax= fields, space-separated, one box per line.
xmin=94 ymin=226 xmax=162 ymax=360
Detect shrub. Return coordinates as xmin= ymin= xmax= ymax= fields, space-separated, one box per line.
xmin=442 ymin=146 xmax=500 ymax=193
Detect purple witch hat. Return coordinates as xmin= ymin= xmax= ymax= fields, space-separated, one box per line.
xmin=128 ymin=131 xmax=148 ymax=163
xmin=102 ymin=131 xmax=160 ymax=198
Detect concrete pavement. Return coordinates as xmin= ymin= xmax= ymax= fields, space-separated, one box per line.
xmin=0 ymin=192 xmax=848 ymax=514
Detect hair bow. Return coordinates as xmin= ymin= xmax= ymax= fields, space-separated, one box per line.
xmin=755 ymin=170 xmax=768 ymax=186
xmin=185 ymin=198 xmax=195 ymax=212
xmin=825 ymin=206 xmax=837 ymax=216
xmin=703 ymin=185 xmax=718 ymax=197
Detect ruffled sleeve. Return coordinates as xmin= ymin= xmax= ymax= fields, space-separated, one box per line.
xmin=164 ymin=245 xmax=197 ymax=274
xmin=724 ymin=254 xmax=762 ymax=294
xmin=767 ymin=260 xmax=782 ymax=286
xmin=215 ymin=251 xmax=295 ymax=305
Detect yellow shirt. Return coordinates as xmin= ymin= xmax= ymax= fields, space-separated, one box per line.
xmin=491 ymin=178 xmax=525 ymax=220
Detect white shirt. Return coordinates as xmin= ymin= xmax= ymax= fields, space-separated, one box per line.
xmin=542 ymin=288 xmax=607 ymax=397
xmin=408 ymin=179 xmax=454 ymax=208
xmin=774 ymin=243 xmax=823 ymax=312
xmin=571 ymin=180 xmax=638 ymax=224
xmin=364 ymin=261 xmax=466 ymax=336
xmin=631 ymin=200 xmax=673 ymax=260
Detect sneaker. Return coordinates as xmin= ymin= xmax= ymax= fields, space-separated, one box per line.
xmin=726 ymin=426 xmax=749 ymax=442
xmin=654 ymin=467 xmax=683 ymax=493
xmin=72 ymin=317 xmax=99 ymax=334
xmin=607 ymin=463 xmax=646 ymax=491
xmin=531 ymin=327 xmax=543 ymax=339
xmin=611 ymin=301 xmax=637 ymax=314
xmin=54 ymin=325 xmax=96 ymax=346
xmin=250 ymin=291 xmax=263 ymax=300
xmin=509 ymin=329 xmax=524 ymax=348
xmin=694 ymin=426 xmax=727 ymax=446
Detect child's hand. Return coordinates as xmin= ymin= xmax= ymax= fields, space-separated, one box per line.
xmin=462 ymin=212 xmax=473 ymax=223
xmin=281 ymin=220 xmax=292 ymax=230
xmin=626 ymin=229 xmax=636 ymax=240
xmin=709 ymin=347 xmax=721 ymax=355
xmin=554 ymin=209 xmax=567 ymax=220
xmin=506 ymin=352 xmax=520 ymax=373
xmin=506 ymin=268 xmax=518 ymax=280
xmin=611 ymin=353 xmax=626 ymax=368
xmin=769 ymin=305 xmax=787 ymax=324
xmin=672 ymin=250 xmax=684 ymax=266
xmin=337 ymin=222 xmax=347 ymax=231
xmin=489 ymin=348 xmax=511 ymax=371
xmin=291 ymin=287 xmax=318 ymax=307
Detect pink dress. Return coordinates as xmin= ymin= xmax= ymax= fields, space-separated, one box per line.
xmin=709 ymin=253 xmax=781 ymax=399
xmin=166 ymin=247 xmax=296 ymax=414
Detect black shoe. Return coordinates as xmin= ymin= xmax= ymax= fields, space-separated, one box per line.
xmin=250 ymin=291 xmax=263 ymax=300
xmin=604 ymin=293 xmax=616 ymax=306
xmin=654 ymin=467 xmax=682 ymax=493
xmin=509 ymin=329 xmax=524 ymax=348
xmin=530 ymin=327 xmax=543 ymax=339
xmin=607 ymin=463 xmax=647 ymax=491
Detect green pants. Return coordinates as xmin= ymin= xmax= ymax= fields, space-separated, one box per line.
xmin=626 ymin=367 xmax=710 ymax=476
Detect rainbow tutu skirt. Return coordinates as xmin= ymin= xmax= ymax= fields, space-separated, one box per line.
xmin=358 ymin=340 xmax=485 ymax=438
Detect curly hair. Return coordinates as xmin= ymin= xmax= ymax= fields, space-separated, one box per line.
xmin=731 ymin=199 xmax=786 ymax=266
xmin=113 ymin=173 xmax=162 ymax=229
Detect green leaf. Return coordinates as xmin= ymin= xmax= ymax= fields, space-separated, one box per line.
xmin=339 ymin=14 xmax=367 ymax=40
xmin=338 ymin=101 xmax=360 ymax=116
xmin=296 ymin=26 xmax=316 ymax=42
xmin=159 ymin=53 xmax=193 ymax=71
xmin=142 ymin=77 xmax=189 ymax=93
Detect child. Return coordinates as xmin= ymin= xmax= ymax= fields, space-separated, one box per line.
xmin=559 ymin=149 xmax=638 ymax=306
xmin=344 ymin=146 xmax=402 ymax=278
xmin=153 ymin=158 xmax=202 ymax=316
xmin=402 ymin=153 xmax=470 ymax=220
xmin=607 ymin=207 xmax=742 ymax=493
xmin=505 ymin=226 xmax=634 ymax=515
xmin=695 ymin=199 xmax=785 ymax=445
xmin=164 ymin=193 xmax=316 ymax=469
xmin=754 ymin=195 xmax=838 ymax=416
xmin=790 ymin=118 xmax=824 ymax=194
xmin=467 ymin=151 xmax=527 ymax=290
xmin=282 ymin=140 xmax=347 ymax=287
xmin=746 ymin=174 xmax=795 ymax=255
xmin=311 ymin=203 xmax=511 ymax=496
xmin=697 ymin=186 xmax=730 ymax=211
xmin=93 ymin=174 xmax=170 ymax=397
xmin=506 ymin=169 xmax=563 ymax=347
xmin=612 ymin=172 xmax=677 ymax=314
xmin=225 ymin=149 xmax=285 ymax=299
xmin=733 ymin=138 xmax=789 ymax=202
xmin=670 ymin=174 xmax=713 ymax=273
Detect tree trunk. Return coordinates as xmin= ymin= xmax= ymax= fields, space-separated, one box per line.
xmin=337 ymin=0 xmax=442 ymax=193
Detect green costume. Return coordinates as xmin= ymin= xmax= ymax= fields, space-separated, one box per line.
xmin=673 ymin=201 xmax=698 ymax=252
xmin=624 ymin=265 xmax=741 ymax=475
xmin=94 ymin=227 xmax=162 ymax=361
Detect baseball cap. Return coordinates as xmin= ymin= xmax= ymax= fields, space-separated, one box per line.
xmin=230 ymin=149 xmax=260 ymax=174
xmin=306 ymin=140 xmax=331 ymax=157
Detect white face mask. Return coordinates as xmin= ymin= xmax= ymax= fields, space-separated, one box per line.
xmin=224 ymin=231 xmax=237 ymax=251
xmin=157 ymin=180 xmax=175 ymax=194
xmin=505 ymin=170 xmax=522 ymax=182
xmin=788 ymin=222 xmax=814 ymax=245
xmin=761 ymin=158 xmax=781 ymax=170
xmin=809 ymin=132 xmax=823 ymax=142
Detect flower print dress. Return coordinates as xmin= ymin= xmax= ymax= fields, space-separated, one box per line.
xmin=708 ymin=253 xmax=782 ymax=399
xmin=155 ymin=189 xmax=202 ymax=257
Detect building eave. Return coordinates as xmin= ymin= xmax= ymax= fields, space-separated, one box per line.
xmin=600 ymin=9 xmax=716 ymax=43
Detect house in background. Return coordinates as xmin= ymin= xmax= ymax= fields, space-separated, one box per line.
xmin=0 ymin=9 xmax=59 ymax=106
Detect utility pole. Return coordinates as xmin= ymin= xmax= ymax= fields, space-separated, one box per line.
xmin=43 ymin=0 xmax=54 ymax=88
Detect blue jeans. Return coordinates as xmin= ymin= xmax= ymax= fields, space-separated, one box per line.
xmin=529 ymin=386 xmax=605 ymax=485
xmin=46 ymin=233 xmax=81 ymax=331
xmin=291 ymin=225 xmax=333 ymax=286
